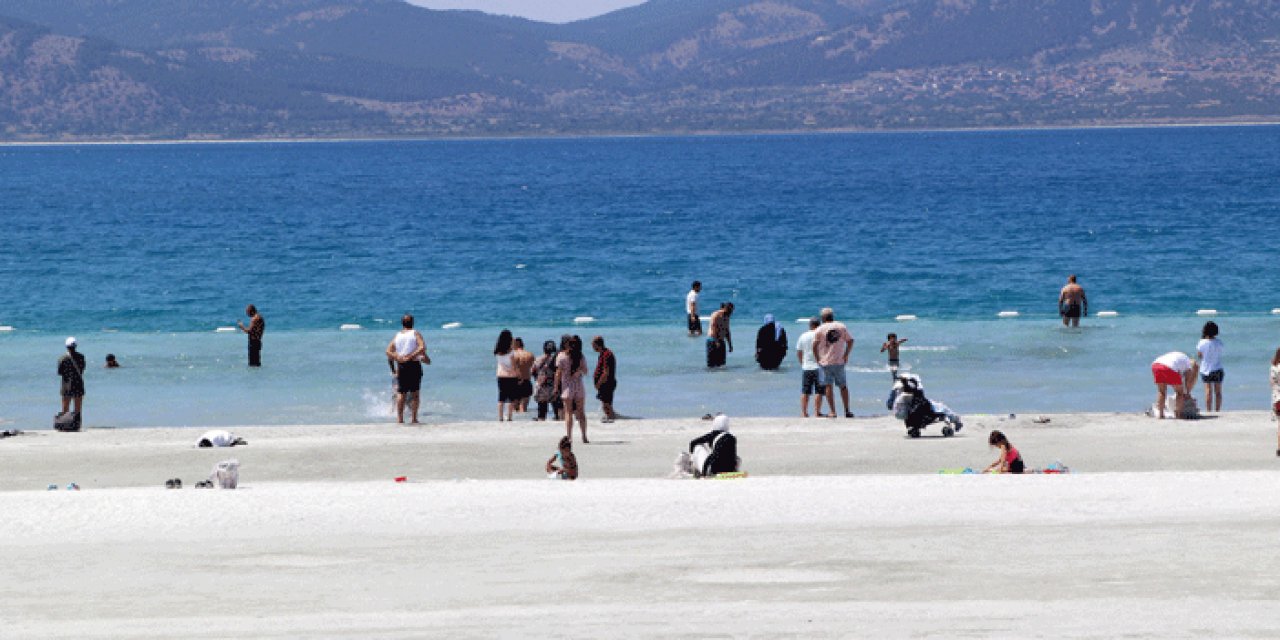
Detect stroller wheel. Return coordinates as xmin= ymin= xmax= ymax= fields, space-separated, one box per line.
xmin=908 ymin=428 xmax=921 ymax=438
xmin=942 ymin=426 xmax=955 ymax=437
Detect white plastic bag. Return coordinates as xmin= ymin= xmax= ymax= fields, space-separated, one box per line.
xmin=213 ymin=459 xmax=240 ymax=489
xmin=669 ymin=451 xmax=694 ymax=479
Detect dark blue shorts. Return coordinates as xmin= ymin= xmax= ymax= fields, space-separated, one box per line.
xmin=1201 ymin=369 xmax=1224 ymax=384
xmin=802 ymin=369 xmax=826 ymax=395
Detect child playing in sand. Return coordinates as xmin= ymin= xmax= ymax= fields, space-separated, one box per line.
xmin=545 ymin=436 xmax=578 ymax=480
xmin=1271 ymin=348 xmax=1280 ymax=457
xmin=880 ymin=333 xmax=907 ymax=377
xmin=984 ymin=430 xmax=1024 ymax=474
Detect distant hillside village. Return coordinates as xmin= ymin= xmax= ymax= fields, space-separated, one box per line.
xmin=1 ymin=0 xmax=1278 ymax=139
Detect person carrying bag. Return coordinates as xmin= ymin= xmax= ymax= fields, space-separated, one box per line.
xmin=55 ymin=337 xmax=86 ymax=432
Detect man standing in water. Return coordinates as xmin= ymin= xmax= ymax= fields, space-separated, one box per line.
xmin=1058 ymin=275 xmax=1088 ymax=327
xmin=592 ymin=336 xmax=618 ymax=423
xmin=707 ymin=302 xmax=734 ymax=368
xmin=385 ymin=314 xmax=429 ymax=424
xmin=237 ymin=304 xmax=265 ymax=366
xmin=686 ymin=281 xmax=703 ymax=336
xmin=512 ymin=337 xmax=536 ymax=414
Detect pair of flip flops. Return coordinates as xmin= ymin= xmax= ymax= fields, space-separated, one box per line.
xmin=164 ymin=478 xmax=182 ymax=489
xmin=194 ymin=480 xmax=214 ymax=489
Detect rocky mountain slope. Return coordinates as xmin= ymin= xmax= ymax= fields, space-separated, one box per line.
xmin=1 ymin=0 xmax=1277 ymax=139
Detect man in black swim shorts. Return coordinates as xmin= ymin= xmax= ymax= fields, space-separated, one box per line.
xmin=1058 ymin=275 xmax=1088 ymax=327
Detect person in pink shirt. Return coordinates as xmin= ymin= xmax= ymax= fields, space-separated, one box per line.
xmin=984 ymin=430 xmax=1024 ymax=474
xmin=811 ymin=307 xmax=855 ymax=418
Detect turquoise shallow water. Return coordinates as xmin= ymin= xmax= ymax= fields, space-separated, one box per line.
xmin=1 ymin=128 xmax=1278 ymax=427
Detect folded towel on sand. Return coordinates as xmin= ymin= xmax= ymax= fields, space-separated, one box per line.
xmin=196 ymin=430 xmax=246 ymax=448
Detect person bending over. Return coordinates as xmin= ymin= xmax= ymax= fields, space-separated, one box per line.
xmin=1151 ymin=351 xmax=1198 ymax=419
xmin=689 ymin=415 xmax=738 ymax=477
xmin=545 ymin=436 xmax=578 ymax=480
xmin=984 ymin=430 xmax=1024 ymax=474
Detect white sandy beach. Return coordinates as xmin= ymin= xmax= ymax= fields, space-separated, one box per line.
xmin=3 ymin=412 xmax=1279 ymax=638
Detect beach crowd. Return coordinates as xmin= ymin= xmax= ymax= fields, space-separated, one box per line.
xmin=44 ymin=275 xmax=1280 ymax=477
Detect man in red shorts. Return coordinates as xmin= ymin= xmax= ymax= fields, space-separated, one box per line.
xmin=1152 ymin=351 xmax=1198 ymax=419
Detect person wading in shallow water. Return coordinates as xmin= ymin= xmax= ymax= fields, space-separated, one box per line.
xmin=57 ymin=337 xmax=87 ymax=419
xmin=1058 ymin=275 xmax=1088 ymax=328
xmin=707 ymin=302 xmax=734 ymax=368
xmin=592 ymin=336 xmax=617 ymax=423
xmin=686 ymin=280 xmax=703 ymax=336
xmin=755 ymin=314 xmax=788 ymax=371
xmin=386 ymin=314 xmax=428 ymax=424
xmin=237 ymin=304 xmax=266 ymax=367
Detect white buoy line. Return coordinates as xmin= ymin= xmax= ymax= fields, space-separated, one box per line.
xmin=0 ymin=325 xmax=14 ymax=332
xmin=441 ymin=322 xmax=462 ymax=330
xmin=339 ymin=324 xmax=362 ymax=331
xmin=215 ymin=327 xmax=236 ymax=333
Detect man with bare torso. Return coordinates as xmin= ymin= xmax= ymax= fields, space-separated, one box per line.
xmin=1058 ymin=275 xmax=1088 ymax=327
xmin=706 ymin=302 xmax=734 ymax=368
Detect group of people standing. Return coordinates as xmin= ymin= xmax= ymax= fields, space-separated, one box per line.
xmin=495 ymin=332 xmax=618 ymax=443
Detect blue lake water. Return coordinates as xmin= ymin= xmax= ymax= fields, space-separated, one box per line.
xmin=1 ymin=128 xmax=1278 ymax=427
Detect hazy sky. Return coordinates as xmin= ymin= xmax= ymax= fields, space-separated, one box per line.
xmin=407 ymin=0 xmax=647 ymax=23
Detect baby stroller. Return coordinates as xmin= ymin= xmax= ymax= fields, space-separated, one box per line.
xmin=886 ymin=373 xmax=963 ymax=438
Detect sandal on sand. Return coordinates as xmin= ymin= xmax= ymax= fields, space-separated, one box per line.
xmin=701 ymin=414 xmax=714 ymax=421
xmin=165 ymin=479 xmax=176 ymax=489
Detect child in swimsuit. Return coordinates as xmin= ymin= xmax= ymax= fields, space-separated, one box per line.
xmin=545 ymin=436 xmax=578 ymax=480
xmin=880 ymin=333 xmax=907 ymax=377
xmin=984 ymin=430 xmax=1024 ymax=474
xmin=1271 ymin=347 xmax=1280 ymax=457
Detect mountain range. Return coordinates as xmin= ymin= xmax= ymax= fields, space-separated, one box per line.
xmin=1 ymin=0 xmax=1278 ymax=139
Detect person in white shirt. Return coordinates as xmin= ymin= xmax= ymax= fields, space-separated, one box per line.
xmin=385 ymin=314 xmax=429 ymax=424
xmin=1196 ymin=321 xmax=1224 ymax=412
xmin=1151 ymin=351 xmax=1197 ymax=419
xmin=685 ymin=281 xmax=702 ymax=336
xmin=795 ymin=317 xmax=828 ymax=417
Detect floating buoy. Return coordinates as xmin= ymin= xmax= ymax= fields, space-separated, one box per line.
xmin=441 ymin=322 xmax=462 ymax=330
xmin=0 ymin=326 xmax=13 ymax=332
xmin=1096 ymin=311 xmax=1119 ymax=318
xmin=895 ymin=314 xmax=918 ymax=321
xmin=215 ymin=327 xmax=236 ymax=333
xmin=1271 ymin=309 xmax=1280 ymax=315
xmin=515 ymin=264 xmax=526 ymax=269
xmin=795 ymin=318 xmax=809 ymax=323
xmin=339 ymin=324 xmax=362 ymax=331
xmin=573 ymin=316 xmax=596 ymax=324
xmin=997 ymin=311 xmax=1019 ymax=318
xmin=1196 ymin=309 xmax=1218 ymax=316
